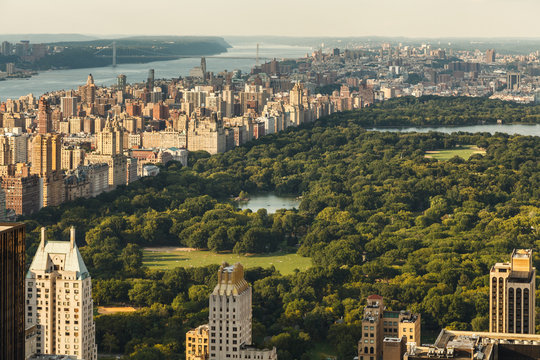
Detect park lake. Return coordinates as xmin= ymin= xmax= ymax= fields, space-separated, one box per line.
xmin=236 ymin=193 xmax=300 ymax=213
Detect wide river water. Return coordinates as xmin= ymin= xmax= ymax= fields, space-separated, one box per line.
xmin=1 ymin=43 xmax=538 ymax=137
xmin=0 ymin=42 xmax=312 ymax=100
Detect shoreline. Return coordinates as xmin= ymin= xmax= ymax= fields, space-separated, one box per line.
xmin=1 ymin=51 xmax=227 ymax=83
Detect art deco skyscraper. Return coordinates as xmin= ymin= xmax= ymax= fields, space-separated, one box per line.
xmin=26 ymin=227 xmax=97 ymax=360
xmin=208 ymin=263 xmax=277 ymax=360
xmin=490 ymin=249 xmax=536 ymax=334
xmin=0 ymin=223 xmax=26 ymax=360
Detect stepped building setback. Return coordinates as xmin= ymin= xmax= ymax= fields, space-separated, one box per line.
xmin=187 ymin=262 xmax=277 ymax=360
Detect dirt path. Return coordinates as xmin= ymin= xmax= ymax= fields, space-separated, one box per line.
xmin=144 ymin=247 xmax=197 ymax=252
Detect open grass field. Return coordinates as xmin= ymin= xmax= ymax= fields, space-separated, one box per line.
xmin=425 ymin=145 xmax=486 ymax=161
xmin=143 ymin=248 xmax=312 ymax=275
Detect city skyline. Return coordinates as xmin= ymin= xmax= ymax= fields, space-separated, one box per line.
xmin=1 ymin=0 xmax=540 ymax=38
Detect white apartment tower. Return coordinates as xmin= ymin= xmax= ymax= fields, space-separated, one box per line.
xmin=26 ymin=227 xmax=97 ymax=360
xmin=490 ymin=249 xmax=536 ymax=334
xmin=208 ymin=262 xmax=277 ymax=360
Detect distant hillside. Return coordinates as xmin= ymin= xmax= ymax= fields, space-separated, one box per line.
xmin=8 ymin=36 xmax=231 ymax=71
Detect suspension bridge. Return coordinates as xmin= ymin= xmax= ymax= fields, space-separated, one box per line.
xmin=93 ymin=41 xmax=271 ymax=67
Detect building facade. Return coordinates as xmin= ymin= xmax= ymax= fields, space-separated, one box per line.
xmin=1 ymin=164 xmax=41 ymax=215
xmin=208 ymin=262 xmax=277 ymax=360
xmin=489 ymin=249 xmax=536 ymax=334
xmin=187 ymin=114 xmax=226 ymax=155
xmin=186 ymin=324 xmax=209 ymax=360
xmin=358 ymin=295 xmax=421 ymax=360
xmin=0 ymin=223 xmax=26 ymax=360
xmin=26 ymin=227 xmax=97 ymax=360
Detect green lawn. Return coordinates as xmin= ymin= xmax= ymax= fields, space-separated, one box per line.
xmin=143 ymin=249 xmax=312 ymax=275
xmin=425 ymin=145 xmax=486 ymax=161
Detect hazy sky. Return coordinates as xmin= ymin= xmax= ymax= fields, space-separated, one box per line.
xmin=1 ymin=0 xmax=539 ymax=38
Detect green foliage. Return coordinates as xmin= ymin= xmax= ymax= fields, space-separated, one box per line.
xmin=24 ymin=97 xmax=540 ymax=358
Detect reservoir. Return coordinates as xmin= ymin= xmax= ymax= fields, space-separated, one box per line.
xmin=369 ymin=124 xmax=540 ymax=136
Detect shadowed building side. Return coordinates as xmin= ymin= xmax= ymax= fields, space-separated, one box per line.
xmin=0 ymin=223 xmax=26 ymax=360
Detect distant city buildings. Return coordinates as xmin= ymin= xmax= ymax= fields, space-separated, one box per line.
xmin=0 ymin=39 xmax=539 ymax=218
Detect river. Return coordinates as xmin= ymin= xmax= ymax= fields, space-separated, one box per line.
xmin=369 ymin=124 xmax=540 ymax=136
xmin=0 ymin=43 xmax=312 ymax=100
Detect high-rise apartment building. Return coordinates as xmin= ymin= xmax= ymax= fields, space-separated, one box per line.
xmin=87 ymin=117 xmax=127 ymax=189
xmin=186 ymin=324 xmax=209 ymax=360
xmin=31 ymin=134 xmax=62 ymax=176
xmin=207 ymin=263 xmax=277 ymax=360
xmin=1 ymin=41 xmax=13 ymax=55
xmin=507 ymin=73 xmax=521 ymax=91
xmin=358 ymin=295 xmax=421 ymax=360
xmin=0 ymin=135 xmax=13 ymax=165
xmin=187 ymin=113 xmax=226 ymax=154
xmin=61 ymin=146 xmax=85 ymax=171
xmin=0 ymin=223 xmax=26 ymax=360
xmin=96 ymin=117 xmax=124 ymax=156
xmin=1 ymin=164 xmax=41 ymax=215
xmin=289 ymin=82 xmax=304 ymax=107
xmin=147 ymin=69 xmax=155 ymax=89
xmin=489 ymin=249 xmax=535 ymax=334
xmin=79 ymin=74 xmax=96 ymax=104
xmin=486 ymin=49 xmax=496 ymax=63
xmin=37 ymin=98 xmax=53 ymax=134
xmin=61 ymin=97 xmax=78 ymax=119
xmin=117 ymin=74 xmax=127 ymax=90
xmin=26 ymin=227 xmax=98 ymax=360
xmin=0 ymin=134 xmax=29 ymax=166
xmin=30 ymin=134 xmax=64 ymax=208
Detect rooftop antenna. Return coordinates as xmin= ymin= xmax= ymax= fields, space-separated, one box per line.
xmin=112 ymin=41 xmax=117 ymax=68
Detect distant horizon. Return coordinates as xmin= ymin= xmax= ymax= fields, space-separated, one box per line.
xmin=2 ymin=33 xmax=540 ymax=41
xmin=2 ymin=0 xmax=540 ymax=39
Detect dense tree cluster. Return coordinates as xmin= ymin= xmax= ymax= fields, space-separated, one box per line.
xmin=23 ymin=97 xmax=539 ymax=359
xmin=329 ymin=96 xmax=540 ymax=126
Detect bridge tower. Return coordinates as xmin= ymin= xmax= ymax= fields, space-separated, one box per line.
xmin=256 ymin=43 xmax=260 ymax=67
xmin=112 ymin=41 xmax=117 ymax=67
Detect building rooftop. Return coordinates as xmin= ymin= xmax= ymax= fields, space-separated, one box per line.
xmin=27 ymin=227 xmax=89 ymax=280
xmin=212 ymin=262 xmax=249 ymax=296
xmin=406 ymin=329 xmax=540 ymax=360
